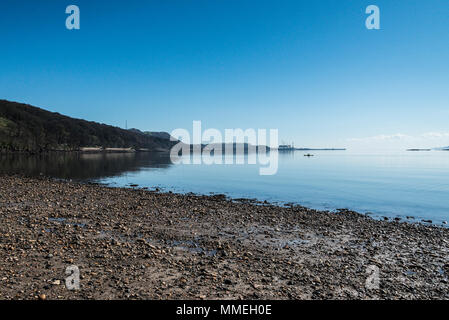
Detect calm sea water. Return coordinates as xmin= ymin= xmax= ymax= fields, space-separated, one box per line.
xmin=1 ymin=150 xmax=448 ymax=224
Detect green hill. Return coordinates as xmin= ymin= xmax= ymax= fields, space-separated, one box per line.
xmin=0 ymin=100 xmax=176 ymax=153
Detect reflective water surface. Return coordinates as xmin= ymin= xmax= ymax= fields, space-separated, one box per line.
xmin=1 ymin=150 xmax=448 ymax=224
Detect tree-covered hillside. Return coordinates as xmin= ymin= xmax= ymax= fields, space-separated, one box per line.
xmin=0 ymin=100 xmax=176 ymax=153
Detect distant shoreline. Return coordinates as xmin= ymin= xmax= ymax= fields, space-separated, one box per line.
xmin=0 ymin=146 xmax=348 ymax=154
xmin=0 ymin=148 xmax=169 ymax=154
xmin=277 ymin=148 xmax=347 ymax=151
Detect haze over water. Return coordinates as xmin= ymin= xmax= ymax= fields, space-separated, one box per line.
xmin=2 ymin=150 xmax=448 ymax=225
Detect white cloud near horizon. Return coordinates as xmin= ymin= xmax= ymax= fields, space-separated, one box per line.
xmin=420 ymin=132 xmax=449 ymax=139
xmin=346 ymin=132 xmax=449 ymax=150
xmin=347 ymin=133 xmax=412 ymax=142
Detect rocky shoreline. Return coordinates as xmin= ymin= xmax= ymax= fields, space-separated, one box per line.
xmin=1 ymin=174 xmax=448 ymax=300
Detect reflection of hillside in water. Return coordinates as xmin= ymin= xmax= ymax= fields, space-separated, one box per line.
xmin=0 ymin=152 xmax=173 ymax=180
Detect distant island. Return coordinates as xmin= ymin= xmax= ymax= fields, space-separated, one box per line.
xmin=406 ymin=147 xmax=449 ymax=151
xmin=276 ymin=144 xmax=346 ymax=151
xmin=0 ymin=100 xmax=177 ymax=153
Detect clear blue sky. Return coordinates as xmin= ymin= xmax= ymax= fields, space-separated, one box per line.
xmin=0 ymin=0 xmax=448 ymax=149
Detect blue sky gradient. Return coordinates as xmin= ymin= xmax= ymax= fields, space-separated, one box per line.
xmin=0 ymin=0 xmax=448 ymax=149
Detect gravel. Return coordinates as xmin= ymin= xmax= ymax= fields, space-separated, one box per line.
xmin=1 ymin=174 xmax=448 ymax=300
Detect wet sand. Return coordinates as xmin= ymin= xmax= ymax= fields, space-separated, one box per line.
xmin=0 ymin=174 xmax=448 ymax=300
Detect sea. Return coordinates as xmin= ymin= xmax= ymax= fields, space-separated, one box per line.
xmin=1 ymin=150 xmax=448 ymax=225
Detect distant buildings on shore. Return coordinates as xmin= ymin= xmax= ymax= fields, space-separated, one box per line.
xmin=277 ymin=143 xmax=346 ymax=151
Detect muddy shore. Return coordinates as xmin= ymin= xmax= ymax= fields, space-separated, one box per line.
xmin=0 ymin=174 xmax=448 ymax=300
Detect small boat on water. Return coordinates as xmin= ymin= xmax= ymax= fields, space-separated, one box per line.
xmin=304 ymin=154 xmax=314 ymax=157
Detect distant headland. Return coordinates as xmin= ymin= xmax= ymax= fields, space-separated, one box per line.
xmin=0 ymin=100 xmax=177 ymax=153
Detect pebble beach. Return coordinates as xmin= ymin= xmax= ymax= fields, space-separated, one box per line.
xmin=1 ymin=174 xmax=448 ymax=300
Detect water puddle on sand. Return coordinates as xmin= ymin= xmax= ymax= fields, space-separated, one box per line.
xmin=69 ymin=226 xmax=219 ymax=257
xmin=48 ymin=217 xmax=87 ymax=228
xmin=167 ymin=239 xmax=217 ymax=257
